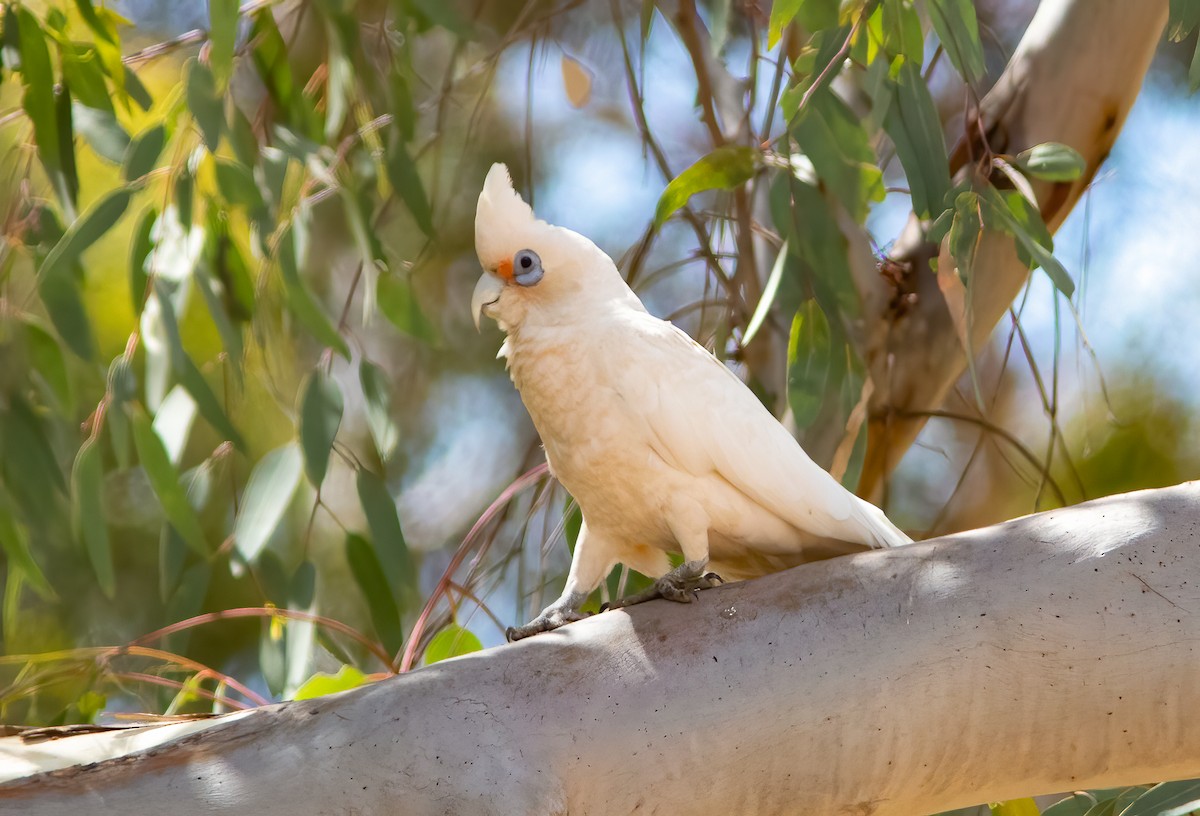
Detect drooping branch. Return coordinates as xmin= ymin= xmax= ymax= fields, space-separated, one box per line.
xmin=4 ymin=482 xmax=1200 ymax=815
xmin=854 ymin=0 xmax=1168 ymax=498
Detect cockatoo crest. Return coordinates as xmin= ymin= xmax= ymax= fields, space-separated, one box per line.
xmin=474 ymin=164 xmax=540 ymax=273
xmin=471 ymin=163 xmax=643 ymax=333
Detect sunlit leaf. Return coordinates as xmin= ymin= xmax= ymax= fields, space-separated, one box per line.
xmin=654 ymin=146 xmax=759 ymax=227
xmin=769 ymin=0 xmax=839 ymax=49
xmin=1015 ymin=142 xmax=1087 ymax=182
xmin=743 ymin=240 xmax=788 ymax=347
xmin=424 ymin=624 xmax=483 ymax=665
xmin=292 ymin=664 xmax=370 ymax=701
xmin=130 ymin=404 xmax=209 ymax=556
xmin=786 ymin=300 xmax=832 ymax=429
xmin=360 ymin=360 xmax=399 ymax=460
xmin=989 ymin=799 xmax=1041 ymax=816
xmin=883 ymin=60 xmax=951 ymax=218
xmin=927 ymin=0 xmax=986 ymax=83
xmin=356 ymin=468 xmax=415 ymax=607
xmin=298 ymin=369 xmax=344 ymax=488
xmin=72 ymin=439 xmax=114 ymax=598
xmin=345 ymin=532 xmax=403 ymax=655
xmin=233 ymin=442 xmax=303 ymax=563
xmin=152 ymin=385 xmax=198 ymax=467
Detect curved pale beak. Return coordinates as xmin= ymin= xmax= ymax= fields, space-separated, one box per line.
xmin=471 ymin=273 xmax=504 ymax=331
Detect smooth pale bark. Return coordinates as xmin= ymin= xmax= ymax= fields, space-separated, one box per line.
xmin=853 ymin=0 xmax=1168 ymax=498
xmin=3 ymin=482 xmax=1199 ymax=815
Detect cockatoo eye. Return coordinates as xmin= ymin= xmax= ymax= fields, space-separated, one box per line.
xmin=512 ymin=249 xmax=543 ymax=287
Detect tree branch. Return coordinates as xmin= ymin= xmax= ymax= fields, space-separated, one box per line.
xmin=852 ymin=0 xmax=1169 ymax=499
xmin=5 ymin=483 xmax=1200 ymax=814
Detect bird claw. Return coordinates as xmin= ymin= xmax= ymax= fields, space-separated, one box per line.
xmin=506 ymin=608 xmax=588 ymax=642
xmin=604 ymin=569 xmax=726 ymax=610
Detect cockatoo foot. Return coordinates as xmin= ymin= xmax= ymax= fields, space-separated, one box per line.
xmin=506 ymin=606 xmax=589 ymax=642
xmin=603 ymin=564 xmax=724 ymax=610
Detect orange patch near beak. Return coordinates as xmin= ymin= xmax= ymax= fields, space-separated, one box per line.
xmin=496 ymin=258 xmax=514 ymax=283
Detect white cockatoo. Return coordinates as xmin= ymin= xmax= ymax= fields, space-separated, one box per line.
xmin=471 ymin=164 xmax=911 ymax=640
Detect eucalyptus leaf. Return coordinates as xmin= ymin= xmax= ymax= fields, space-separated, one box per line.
xmin=233 ymin=442 xmax=303 ymax=563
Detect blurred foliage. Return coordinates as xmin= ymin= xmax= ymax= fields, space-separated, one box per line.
xmin=0 ymin=3 xmax=1196 ymax=811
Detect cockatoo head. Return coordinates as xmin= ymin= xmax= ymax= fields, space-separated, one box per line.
xmin=471 ymin=163 xmax=633 ymax=333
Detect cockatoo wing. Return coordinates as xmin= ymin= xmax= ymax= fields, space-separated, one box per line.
xmin=611 ymin=311 xmax=909 ymax=549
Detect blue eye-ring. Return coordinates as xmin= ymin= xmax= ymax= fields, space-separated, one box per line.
xmin=513 ymin=249 xmax=543 ymax=286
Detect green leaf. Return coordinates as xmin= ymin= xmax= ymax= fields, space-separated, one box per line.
xmin=1169 ymin=0 xmax=1200 ymax=40
xmin=73 ymin=104 xmax=130 ymax=164
xmin=151 ymin=279 xmax=246 ymax=449
xmin=927 ymin=0 xmax=986 ymax=83
xmin=790 ymin=88 xmax=884 ymax=220
xmin=1015 ymin=142 xmax=1087 ymax=182
xmin=769 ymin=0 xmax=805 ymax=49
xmin=130 ymin=404 xmax=209 ymax=556
xmin=15 ymin=8 xmax=74 ymax=216
xmin=1120 ymin=779 xmax=1200 ymax=816
xmin=123 ymin=124 xmax=166 ymax=183
xmin=37 ymin=262 xmax=95 ymax=361
xmin=345 ymin=532 xmax=403 ymax=655
xmin=989 ymin=800 xmax=1041 ymax=816
xmin=195 ymin=264 xmax=245 ymax=385
xmin=298 ymin=369 xmax=344 ymax=487
xmin=250 ymin=10 xmax=318 ymax=139
xmin=743 ymin=240 xmax=788 ymax=347
xmin=233 ymin=442 xmax=303 ymax=563
xmin=786 ymin=300 xmax=832 ymax=429
xmin=292 ymin=664 xmax=369 ymax=701
xmin=72 ymin=439 xmax=114 ymax=598
xmin=278 ymin=215 xmax=351 ymax=358
xmin=208 ymin=0 xmax=240 ymax=87
xmin=377 ymin=273 xmax=436 ymax=343
xmin=356 ymin=468 xmax=415 ymax=607
xmin=880 ymin=0 xmax=924 ymax=64
xmin=128 ymin=206 xmax=157 ymax=314
xmin=424 ymin=624 xmax=483 ymax=665
xmin=0 ymin=499 xmax=54 ymax=600
xmin=980 ymin=187 xmax=1074 ymax=298
xmin=215 ymin=158 xmax=266 ymax=211
xmin=24 ymin=318 xmax=73 ymax=412
xmin=948 ymin=191 xmax=981 ymax=283
xmin=385 ymin=135 xmax=433 ymax=236
xmin=409 ymin=0 xmax=469 ymax=35
xmin=654 ymin=146 xmax=759 ymax=227
xmin=39 ymin=187 xmax=132 ymax=283
xmin=359 ymin=360 xmax=399 ymax=460
xmin=163 ymin=562 xmax=210 ymax=655
xmin=185 ymin=59 xmax=223 ymax=151
xmin=1190 ymin=33 xmax=1200 ymax=94
xmin=883 ymin=60 xmax=951 ymax=219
